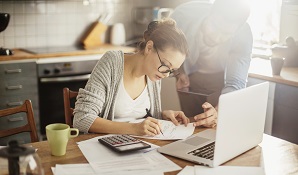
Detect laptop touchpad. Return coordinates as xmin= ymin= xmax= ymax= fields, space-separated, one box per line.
xmin=183 ymin=136 xmax=210 ymax=146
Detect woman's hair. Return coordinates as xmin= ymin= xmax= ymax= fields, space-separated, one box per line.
xmin=138 ymin=18 xmax=188 ymax=56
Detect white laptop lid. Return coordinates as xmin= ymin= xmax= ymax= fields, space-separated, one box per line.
xmin=213 ymin=82 xmax=269 ymax=166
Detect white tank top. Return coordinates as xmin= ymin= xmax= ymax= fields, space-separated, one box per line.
xmin=114 ymin=78 xmax=150 ymax=122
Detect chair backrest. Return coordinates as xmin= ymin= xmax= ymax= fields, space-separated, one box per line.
xmin=0 ymin=100 xmax=39 ymax=143
xmin=63 ymin=87 xmax=78 ymax=127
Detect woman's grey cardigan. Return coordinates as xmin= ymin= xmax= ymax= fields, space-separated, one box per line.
xmin=73 ymin=50 xmax=162 ymax=133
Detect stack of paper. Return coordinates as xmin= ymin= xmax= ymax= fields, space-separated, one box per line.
xmin=51 ymin=134 xmax=181 ymax=174
xmin=51 ymin=163 xmax=164 ymax=175
xmin=177 ymin=165 xmax=265 ymax=175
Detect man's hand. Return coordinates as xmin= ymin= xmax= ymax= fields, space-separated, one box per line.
xmin=193 ymin=102 xmax=217 ymax=128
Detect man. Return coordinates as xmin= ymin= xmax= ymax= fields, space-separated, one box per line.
xmin=171 ymin=0 xmax=252 ymax=127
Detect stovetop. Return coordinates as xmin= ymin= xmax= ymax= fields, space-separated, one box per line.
xmin=23 ymin=45 xmax=85 ymax=54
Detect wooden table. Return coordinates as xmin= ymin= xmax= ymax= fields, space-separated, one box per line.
xmin=29 ymin=128 xmax=297 ymax=175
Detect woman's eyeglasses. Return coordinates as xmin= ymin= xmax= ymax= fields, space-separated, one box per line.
xmin=154 ymin=45 xmax=179 ymax=77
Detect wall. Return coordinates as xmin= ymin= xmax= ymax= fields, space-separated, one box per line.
xmin=0 ymin=0 xmax=212 ymax=49
xmin=0 ymin=0 xmax=152 ymax=49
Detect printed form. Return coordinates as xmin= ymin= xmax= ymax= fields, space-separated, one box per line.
xmin=130 ymin=119 xmax=195 ymax=140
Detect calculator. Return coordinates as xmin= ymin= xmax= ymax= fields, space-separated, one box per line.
xmin=98 ymin=135 xmax=151 ymax=153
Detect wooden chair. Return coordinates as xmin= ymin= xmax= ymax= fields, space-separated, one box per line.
xmin=63 ymin=87 xmax=78 ymax=127
xmin=0 ymin=100 xmax=39 ymax=143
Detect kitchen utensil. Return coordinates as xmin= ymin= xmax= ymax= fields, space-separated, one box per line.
xmin=0 ymin=13 xmax=13 ymax=55
xmin=110 ymin=23 xmax=126 ymax=46
xmin=157 ymin=8 xmax=173 ymax=20
xmin=81 ymin=14 xmax=109 ymax=47
xmin=0 ymin=13 xmax=10 ymax=32
xmin=46 ymin=123 xmax=79 ymax=156
xmin=81 ymin=22 xmax=107 ymax=47
xmin=0 ymin=140 xmax=44 ymax=175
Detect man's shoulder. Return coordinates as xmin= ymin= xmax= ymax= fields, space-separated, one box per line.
xmin=171 ymin=1 xmax=211 ymax=27
xmin=174 ymin=1 xmax=212 ymax=13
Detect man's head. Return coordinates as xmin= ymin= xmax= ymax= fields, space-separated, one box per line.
xmin=201 ymin=0 xmax=251 ymax=46
xmin=211 ymin=0 xmax=251 ymax=26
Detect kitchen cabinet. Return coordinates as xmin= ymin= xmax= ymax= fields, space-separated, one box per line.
xmin=272 ymin=83 xmax=298 ymax=144
xmin=248 ymin=77 xmax=298 ymax=144
xmin=0 ymin=59 xmax=40 ymax=145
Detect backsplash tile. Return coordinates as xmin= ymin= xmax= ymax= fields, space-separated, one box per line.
xmin=0 ymin=0 xmax=151 ymax=49
xmin=0 ymin=0 xmax=198 ymax=49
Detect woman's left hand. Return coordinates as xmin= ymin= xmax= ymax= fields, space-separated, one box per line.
xmin=162 ymin=110 xmax=190 ymax=126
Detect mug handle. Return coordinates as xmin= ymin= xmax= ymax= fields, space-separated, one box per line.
xmin=69 ymin=128 xmax=79 ymax=138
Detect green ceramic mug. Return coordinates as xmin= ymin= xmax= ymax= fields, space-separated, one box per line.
xmin=46 ymin=123 xmax=79 ymax=156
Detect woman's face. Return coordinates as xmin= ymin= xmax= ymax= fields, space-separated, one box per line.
xmin=146 ymin=46 xmax=185 ymax=82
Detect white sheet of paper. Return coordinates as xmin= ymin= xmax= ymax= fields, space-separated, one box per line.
xmin=77 ymin=135 xmax=159 ymax=163
xmin=90 ymin=150 xmax=181 ymax=174
xmin=178 ymin=166 xmax=195 ymax=175
xmin=53 ymin=163 xmax=164 ymax=175
xmin=55 ymin=164 xmax=96 ymax=175
xmin=129 ymin=119 xmax=195 ymax=140
xmin=51 ymin=167 xmax=56 ymax=175
xmin=77 ymin=135 xmax=181 ymax=174
xmin=194 ymin=165 xmax=265 ymax=175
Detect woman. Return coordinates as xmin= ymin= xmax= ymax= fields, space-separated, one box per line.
xmin=74 ymin=18 xmax=189 ymax=136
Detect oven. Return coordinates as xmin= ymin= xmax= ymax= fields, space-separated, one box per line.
xmin=36 ymin=54 xmax=102 ymax=136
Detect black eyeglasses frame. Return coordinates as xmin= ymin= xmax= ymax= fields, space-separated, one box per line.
xmin=154 ymin=45 xmax=179 ymax=77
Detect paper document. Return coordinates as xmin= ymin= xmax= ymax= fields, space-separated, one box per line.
xmin=129 ymin=119 xmax=195 ymax=140
xmin=52 ymin=163 xmax=164 ymax=175
xmin=77 ymin=134 xmax=158 ymax=163
xmin=54 ymin=164 xmax=95 ymax=175
xmin=194 ymin=165 xmax=265 ymax=175
xmin=77 ymin=135 xmax=181 ymax=174
xmin=90 ymin=150 xmax=181 ymax=174
xmin=178 ymin=166 xmax=195 ymax=175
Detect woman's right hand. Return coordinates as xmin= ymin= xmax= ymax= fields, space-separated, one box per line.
xmin=176 ymin=73 xmax=190 ymax=91
xmin=135 ymin=117 xmax=162 ymax=136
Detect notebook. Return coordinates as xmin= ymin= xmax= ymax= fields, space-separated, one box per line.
xmin=158 ymin=82 xmax=269 ymax=167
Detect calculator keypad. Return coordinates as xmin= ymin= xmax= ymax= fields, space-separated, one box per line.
xmin=100 ymin=135 xmax=141 ymax=147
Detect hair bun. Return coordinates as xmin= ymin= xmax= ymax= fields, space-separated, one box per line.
xmin=143 ymin=19 xmax=177 ymax=40
xmin=160 ymin=18 xmax=176 ymax=28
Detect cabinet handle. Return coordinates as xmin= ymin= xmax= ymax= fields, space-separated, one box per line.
xmin=7 ymin=101 xmax=23 ymax=107
xmin=8 ymin=116 xmax=24 ymax=122
xmin=5 ymin=69 xmax=22 ymax=74
xmin=6 ymin=85 xmax=23 ymax=90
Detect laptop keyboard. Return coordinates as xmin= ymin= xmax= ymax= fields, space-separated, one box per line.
xmin=187 ymin=142 xmax=215 ymax=160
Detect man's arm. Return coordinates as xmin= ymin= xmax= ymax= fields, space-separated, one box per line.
xmin=223 ymin=23 xmax=253 ymax=94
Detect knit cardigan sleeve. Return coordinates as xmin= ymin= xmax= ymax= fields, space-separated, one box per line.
xmin=73 ymin=51 xmax=123 ymax=133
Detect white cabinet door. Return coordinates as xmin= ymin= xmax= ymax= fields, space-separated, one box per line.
xmin=280 ymin=4 xmax=298 ymax=42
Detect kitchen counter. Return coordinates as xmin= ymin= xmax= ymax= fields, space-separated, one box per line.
xmin=2 ymin=50 xmax=298 ymax=87
xmin=0 ymin=44 xmax=136 ymax=61
xmin=249 ymin=58 xmax=298 ymax=87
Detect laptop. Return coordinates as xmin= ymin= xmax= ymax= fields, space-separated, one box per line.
xmin=158 ymin=82 xmax=269 ymax=167
xmin=177 ymin=88 xmax=221 ymax=117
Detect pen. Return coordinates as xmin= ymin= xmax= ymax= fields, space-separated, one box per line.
xmin=144 ymin=108 xmax=164 ymax=136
